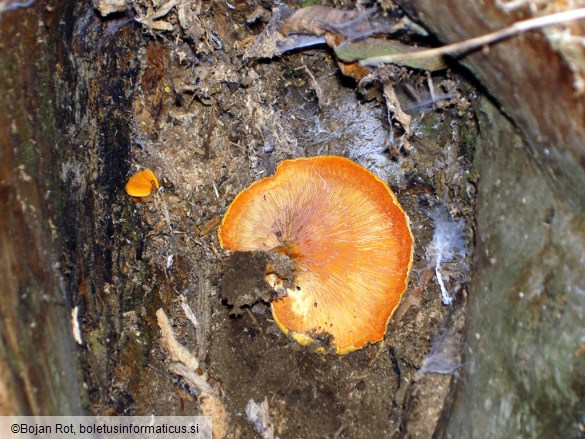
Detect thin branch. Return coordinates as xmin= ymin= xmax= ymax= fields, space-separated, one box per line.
xmin=361 ymin=7 xmax=585 ymax=66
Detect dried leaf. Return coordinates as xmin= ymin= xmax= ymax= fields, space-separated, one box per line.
xmin=281 ymin=6 xmax=403 ymax=40
xmin=92 ymin=0 xmax=126 ymax=17
xmin=147 ymin=19 xmax=174 ymax=31
xmin=279 ymin=5 xmax=358 ymax=36
xmin=337 ymin=60 xmax=370 ymax=81
xmin=383 ymin=81 xmax=411 ymax=138
xmin=136 ymin=15 xmax=174 ymax=31
xmin=177 ymin=0 xmax=191 ymax=30
xmin=150 ymin=0 xmax=176 ymax=20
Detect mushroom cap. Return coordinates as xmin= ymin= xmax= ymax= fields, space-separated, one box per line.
xmin=218 ymin=156 xmax=414 ymax=354
xmin=125 ymin=169 xmax=160 ymax=197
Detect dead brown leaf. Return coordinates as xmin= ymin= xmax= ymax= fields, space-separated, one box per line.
xmin=279 ymin=6 xmax=359 ymax=37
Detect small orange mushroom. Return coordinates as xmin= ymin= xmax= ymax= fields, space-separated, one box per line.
xmin=218 ymin=156 xmax=414 ymax=354
xmin=125 ymin=169 xmax=159 ymax=201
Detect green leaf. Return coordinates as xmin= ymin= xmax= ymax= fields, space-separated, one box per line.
xmin=335 ymin=38 xmax=447 ymax=72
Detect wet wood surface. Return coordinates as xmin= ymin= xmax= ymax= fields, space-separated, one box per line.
xmin=0 ymin=1 xmax=140 ymax=415
xmin=0 ymin=1 xmax=82 ymax=415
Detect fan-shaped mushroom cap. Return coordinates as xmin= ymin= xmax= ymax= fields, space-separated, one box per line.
xmin=219 ymin=156 xmax=413 ymax=354
xmin=125 ymin=169 xmax=159 ymax=198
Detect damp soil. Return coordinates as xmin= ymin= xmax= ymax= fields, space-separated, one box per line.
xmin=80 ymin=2 xmax=478 ymax=438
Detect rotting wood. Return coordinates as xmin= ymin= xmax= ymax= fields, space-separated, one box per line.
xmin=157 ymin=308 xmax=229 ymax=439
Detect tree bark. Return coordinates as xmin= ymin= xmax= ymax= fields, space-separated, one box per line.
xmin=0 ymin=0 xmax=140 ymax=414
xmin=397 ymin=0 xmax=585 ymax=209
xmin=393 ymin=2 xmax=585 ymax=437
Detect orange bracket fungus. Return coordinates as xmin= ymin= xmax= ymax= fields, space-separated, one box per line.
xmin=125 ymin=169 xmax=159 ymax=201
xmin=218 ymin=156 xmax=414 ymax=354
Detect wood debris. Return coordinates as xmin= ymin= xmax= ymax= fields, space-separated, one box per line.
xmin=276 ymin=6 xmax=408 ymax=81
xmin=92 ymin=0 xmax=126 ymax=17
xmin=199 ymin=215 xmax=221 ymax=236
xmin=134 ymin=0 xmax=177 ymax=31
xmin=157 ymin=308 xmax=200 ymax=371
xmin=180 ymin=295 xmax=199 ymax=328
xmin=245 ymin=398 xmax=278 ymax=439
xmin=246 ymin=5 xmax=445 ymax=152
xmin=248 ymin=4 xmax=445 ymax=75
xmin=71 ymin=306 xmax=83 ymax=345
xmin=156 ymin=308 xmax=230 ymax=438
xmin=382 ymin=80 xmax=411 ymax=149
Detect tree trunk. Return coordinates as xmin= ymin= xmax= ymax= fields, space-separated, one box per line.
xmin=0 ymin=1 xmax=139 ymax=414
xmin=394 ymin=1 xmax=585 ymax=437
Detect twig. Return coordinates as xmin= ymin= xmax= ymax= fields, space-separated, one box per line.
xmin=362 ymin=8 xmax=585 ymax=66
xmin=157 ymin=192 xmax=173 ymax=233
xmin=204 ymin=107 xmax=216 ymax=160
xmin=156 ymin=308 xmax=199 ymax=372
xmin=180 ymin=296 xmax=199 ymax=329
xmin=157 ymin=308 xmax=229 ymax=438
xmin=332 ymin=424 xmax=346 ymax=439
xmin=296 ymin=63 xmax=324 ymax=105
xmin=245 ymin=308 xmax=264 ymax=335
xmin=170 ymin=363 xmax=227 ymax=438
